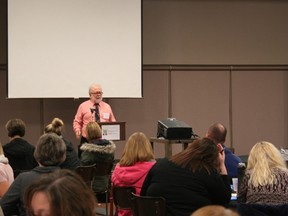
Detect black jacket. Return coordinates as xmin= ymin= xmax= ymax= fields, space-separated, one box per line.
xmin=3 ymin=138 xmax=37 ymax=172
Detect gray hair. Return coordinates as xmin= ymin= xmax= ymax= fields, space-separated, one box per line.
xmin=34 ymin=133 xmax=66 ymax=166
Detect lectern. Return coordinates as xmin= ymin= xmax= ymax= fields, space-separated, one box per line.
xmin=99 ymin=122 xmax=126 ymax=141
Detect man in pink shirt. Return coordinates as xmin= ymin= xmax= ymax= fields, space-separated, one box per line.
xmin=73 ymin=84 xmax=116 ymax=156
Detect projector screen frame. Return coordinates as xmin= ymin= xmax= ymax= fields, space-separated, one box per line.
xmin=7 ymin=0 xmax=143 ymax=99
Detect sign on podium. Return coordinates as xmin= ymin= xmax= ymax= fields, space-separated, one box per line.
xmin=99 ymin=122 xmax=126 ymax=141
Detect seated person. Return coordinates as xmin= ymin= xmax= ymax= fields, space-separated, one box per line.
xmin=238 ymin=141 xmax=288 ymax=204
xmin=3 ymin=119 xmax=37 ymax=176
xmin=44 ymin=117 xmax=80 ymax=169
xmin=141 ymin=138 xmax=231 ymax=216
xmin=206 ymin=123 xmax=242 ymax=179
xmin=112 ymin=132 xmax=156 ymax=216
xmin=0 ymin=133 xmax=66 ymax=216
xmin=0 ymin=143 xmax=14 ymax=197
xmin=80 ymin=121 xmax=116 ymax=202
xmin=24 ymin=169 xmax=97 ymax=216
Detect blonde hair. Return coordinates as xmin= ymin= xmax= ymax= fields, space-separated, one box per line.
xmin=191 ymin=205 xmax=239 ymax=216
xmin=45 ymin=118 xmax=64 ymax=136
xmin=247 ymin=141 xmax=287 ymax=186
xmin=119 ymin=132 xmax=155 ymax=166
xmin=85 ymin=122 xmax=102 ymax=141
xmin=0 ymin=143 xmax=4 ymax=155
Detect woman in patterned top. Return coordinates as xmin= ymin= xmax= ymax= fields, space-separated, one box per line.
xmin=238 ymin=141 xmax=288 ymax=204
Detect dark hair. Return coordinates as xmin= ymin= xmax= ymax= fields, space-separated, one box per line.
xmin=170 ymin=138 xmax=219 ymax=174
xmin=24 ymin=169 xmax=97 ymax=216
xmin=5 ymin=119 xmax=26 ymax=137
xmin=34 ymin=133 xmax=66 ymax=166
xmin=207 ymin=123 xmax=227 ymax=144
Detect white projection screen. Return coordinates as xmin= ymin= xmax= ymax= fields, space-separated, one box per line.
xmin=8 ymin=0 xmax=142 ymax=98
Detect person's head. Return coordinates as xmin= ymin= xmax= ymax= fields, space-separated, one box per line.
xmin=119 ymin=132 xmax=155 ymax=166
xmin=206 ymin=123 xmax=227 ymax=145
xmin=85 ymin=121 xmax=102 ymax=141
xmin=191 ymin=205 xmax=240 ymax=216
xmin=34 ymin=133 xmax=66 ymax=166
xmin=247 ymin=141 xmax=286 ymax=186
xmin=171 ymin=138 xmax=220 ymax=174
xmin=5 ymin=118 xmax=26 ymax=138
xmin=44 ymin=118 xmax=64 ymax=136
xmin=24 ymin=169 xmax=97 ymax=216
xmin=89 ymin=83 xmax=103 ymax=104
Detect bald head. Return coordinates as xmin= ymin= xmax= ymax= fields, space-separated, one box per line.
xmin=206 ymin=123 xmax=227 ymax=145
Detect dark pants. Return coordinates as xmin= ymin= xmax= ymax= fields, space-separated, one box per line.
xmin=78 ymin=136 xmax=88 ymax=158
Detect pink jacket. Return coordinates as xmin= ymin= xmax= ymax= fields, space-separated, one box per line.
xmin=112 ymin=161 xmax=156 ymax=216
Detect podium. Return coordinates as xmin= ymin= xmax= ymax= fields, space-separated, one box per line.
xmin=150 ymin=137 xmax=196 ymax=158
xmin=99 ymin=122 xmax=126 ymax=141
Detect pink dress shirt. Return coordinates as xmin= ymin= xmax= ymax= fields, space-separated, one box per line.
xmin=73 ymin=100 xmax=116 ymax=138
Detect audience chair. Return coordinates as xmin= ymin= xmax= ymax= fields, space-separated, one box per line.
xmin=94 ymin=162 xmax=114 ymax=216
xmin=75 ymin=164 xmax=96 ymax=189
xmin=131 ymin=192 xmax=166 ymax=216
xmin=112 ymin=186 xmax=136 ymax=216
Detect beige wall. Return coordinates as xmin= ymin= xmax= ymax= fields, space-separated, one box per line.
xmin=1 ymin=0 xmax=287 ymax=159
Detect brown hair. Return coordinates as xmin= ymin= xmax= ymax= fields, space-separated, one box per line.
xmin=34 ymin=133 xmax=66 ymax=166
xmin=24 ymin=169 xmax=97 ymax=216
xmin=5 ymin=119 xmax=26 ymax=137
xmin=119 ymin=132 xmax=155 ymax=166
xmin=44 ymin=118 xmax=64 ymax=136
xmin=191 ymin=205 xmax=239 ymax=216
xmin=85 ymin=121 xmax=102 ymax=141
xmin=170 ymin=138 xmax=219 ymax=174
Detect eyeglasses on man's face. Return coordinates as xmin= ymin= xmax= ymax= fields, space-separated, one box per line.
xmin=91 ymin=91 xmax=103 ymax=95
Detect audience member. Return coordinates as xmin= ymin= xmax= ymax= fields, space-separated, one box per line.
xmin=191 ymin=205 xmax=240 ymax=216
xmin=112 ymin=132 xmax=156 ymax=216
xmin=0 ymin=133 xmax=66 ymax=216
xmin=140 ymin=138 xmax=231 ymax=216
xmin=80 ymin=121 xmax=116 ymax=202
xmin=206 ymin=123 xmax=242 ymax=179
xmin=3 ymin=119 xmax=37 ymax=175
xmin=44 ymin=117 xmax=80 ymax=169
xmin=238 ymin=141 xmax=288 ymax=204
xmin=24 ymin=169 xmax=97 ymax=216
xmin=73 ymin=83 xmax=116 ymax=156
xmin=0 ymin=143 xmax=14 ymax=197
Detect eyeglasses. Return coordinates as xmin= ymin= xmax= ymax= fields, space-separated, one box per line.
xmin=91 ymin=91 xmax=103 ymax=95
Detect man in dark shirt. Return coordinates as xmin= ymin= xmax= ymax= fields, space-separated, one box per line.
xmin=206 ymin=122 xmax=242 ymax=179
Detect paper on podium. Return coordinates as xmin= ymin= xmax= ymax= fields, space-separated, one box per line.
xmin=102 ymin=124 xmax=120 ymax=140
xmin=99 ymin=122 xmax=126 ymax=141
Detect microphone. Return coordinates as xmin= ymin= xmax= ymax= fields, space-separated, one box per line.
xmin=90 ymin=107 xmax=96 ymax=113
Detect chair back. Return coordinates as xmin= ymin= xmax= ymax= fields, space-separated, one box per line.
xmin=113 ymin=186 xmax=136 ymax=211
xmin=94 ymin=161 xmax=115 ymax=216
xmin=95 ymin=161 xmax=114 ymax=176
xmin=75 ymin=164 xmax=96 ymax=189
xmin=131 ymin=192 xmax=166 ymax=216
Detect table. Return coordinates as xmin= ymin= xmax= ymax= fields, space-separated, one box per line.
xmin=150 ymin=137 xmax=196 ymax=158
